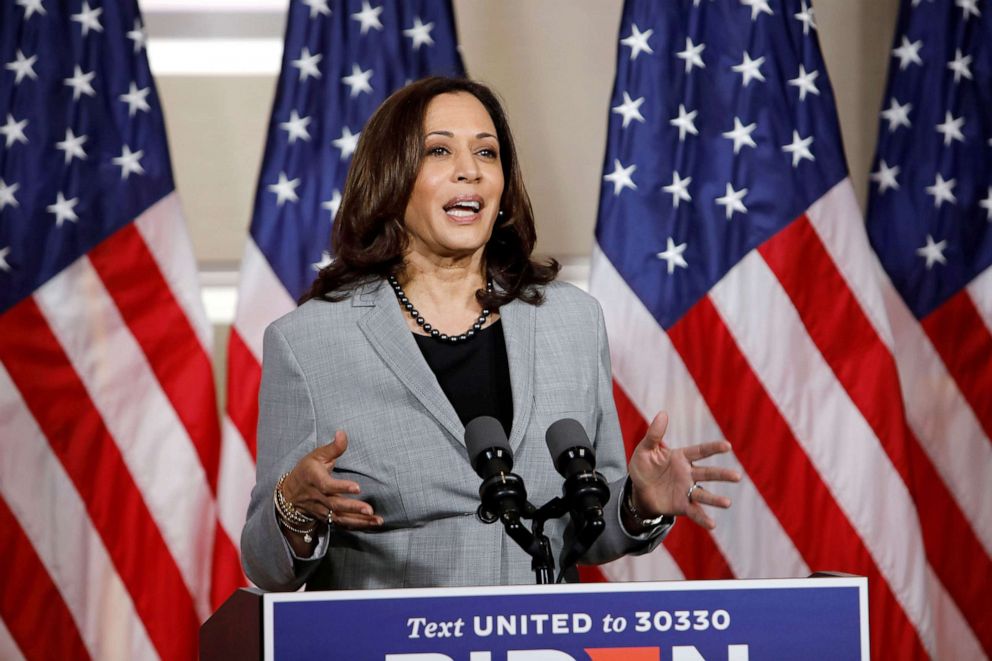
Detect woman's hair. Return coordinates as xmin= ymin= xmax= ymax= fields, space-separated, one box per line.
xmin=301 ymin=76 xmax=558 ymax=307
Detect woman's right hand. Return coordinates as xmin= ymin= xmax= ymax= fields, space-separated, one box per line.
xmin=281 ymin=430 xmax=383 ymax=530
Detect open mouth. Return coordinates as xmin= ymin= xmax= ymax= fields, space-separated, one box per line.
xmin=443 ymin=196 xmax=483 ymax=220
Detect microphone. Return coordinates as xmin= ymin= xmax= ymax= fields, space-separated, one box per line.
xmin=545 ymin=419 xmax=611 ymax=576
xmin=545 ymin=418 xmax=611 ymax=515
xmin=465 ymin=416 xmax=528 ymax=524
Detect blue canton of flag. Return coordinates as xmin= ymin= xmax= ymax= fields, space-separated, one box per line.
xmin=594 ymin=0 xmax=847 ymax=330
xmin=0 ymin=0 xmax=173 ymax=311
xmin=866 ymin=0 xmax=992 ymax=319
xmin=249 ymin=0 xmax=464 ymax=302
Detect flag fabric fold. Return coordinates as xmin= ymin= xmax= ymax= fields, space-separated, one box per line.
xmin=219 ymin=0 xmax=464 ymax=605
xmin=0 ymin=0 xmax=238 ymax=659
xmin=588 ymin=1 xmax=990 ymax=658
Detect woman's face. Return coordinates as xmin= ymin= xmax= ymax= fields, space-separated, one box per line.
xmin=403 ymin=92 xmax=505 ymax=263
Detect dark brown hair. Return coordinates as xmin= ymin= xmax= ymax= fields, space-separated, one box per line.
xmin=301 ymin=76 xmax=558 ymax=307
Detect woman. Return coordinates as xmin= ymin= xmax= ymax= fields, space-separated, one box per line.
xmin=241 ymin=77 xmax=739 ymax=591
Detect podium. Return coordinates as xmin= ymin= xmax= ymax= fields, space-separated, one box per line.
xmin=201 ymin=576 xmax=868 ymax=660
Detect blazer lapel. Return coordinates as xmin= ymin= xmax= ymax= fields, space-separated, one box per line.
xmin=356 ymin=280 xmax=466 ymax=445
xmin=500 ymin=296 xmax=536 ymax=452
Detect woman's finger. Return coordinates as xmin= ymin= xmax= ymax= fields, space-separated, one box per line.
xmin=315 ymin=476 xmax=362 ymax=497
xmin=688 ymin=485 xmax=732 ymax=509
xmin=691 ymin=465 xmax=741 ymax=483
xmin=332 ymin=512 xmax=383 ymax=529
xmin=683 ymin=440 xmax=732 ymax=463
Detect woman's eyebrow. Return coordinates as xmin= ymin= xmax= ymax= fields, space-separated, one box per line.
xmin=425 ymin=130 xmax=497 ymax=139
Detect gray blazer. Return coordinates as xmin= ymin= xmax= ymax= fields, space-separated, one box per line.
xmin=241 ymin=279 xmax=667 ymax=592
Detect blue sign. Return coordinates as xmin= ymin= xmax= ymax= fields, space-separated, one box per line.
xmin=262 ymin=578 xmax=868 ymax=660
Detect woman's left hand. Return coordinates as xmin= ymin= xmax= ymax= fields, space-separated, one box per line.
xmin=627 ymin=411 xmax=741 ymax=530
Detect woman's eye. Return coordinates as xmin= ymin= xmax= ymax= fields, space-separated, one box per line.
xmin=478 ymin=148 xmax=498 ymax=159
xmin=427 ymin=145 xmax=449 ymax=157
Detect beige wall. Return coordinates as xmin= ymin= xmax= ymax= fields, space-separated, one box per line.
xmin=151 ymin=0 xmax=900 ymax=269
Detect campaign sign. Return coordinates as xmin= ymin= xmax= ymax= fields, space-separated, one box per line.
xmin=262 ymin=577 xmax=868 ymax=660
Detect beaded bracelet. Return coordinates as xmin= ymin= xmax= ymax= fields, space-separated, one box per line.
xmin=273 ymin=472 xmax=318 ymax=542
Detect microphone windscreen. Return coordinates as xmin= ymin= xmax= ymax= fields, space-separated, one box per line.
xmin=465 ymin=415 xmax=510 ymax=464
xmin=545 ymin=418 xmax=593 ymax=471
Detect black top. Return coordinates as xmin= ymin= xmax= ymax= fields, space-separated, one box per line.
xmin=414 ymin=320 xmax=514 ymax=436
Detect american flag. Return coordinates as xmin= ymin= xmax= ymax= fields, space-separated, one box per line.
xmin=0 ymin=0 xmax=239 ymax=659
xmin=219 ymin=0 xmax=463 ymax=603
xmin=587 ymin=0 xmax=990 ymax=658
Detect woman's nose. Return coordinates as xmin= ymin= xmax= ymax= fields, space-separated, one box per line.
xmin=454 ymin=150 xmax=481 ymax=182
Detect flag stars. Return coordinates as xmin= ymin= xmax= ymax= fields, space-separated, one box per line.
xmin=795 ymin=1 xmax=817 ymax=35
xmin=621 ymin=24 xmax=654 ymax=61
xmin=935 ymin=111 xmax=965 ymax=146
xmin=5 ymin=50 xmax=38 ymax=85
xmin=663 ymin=171 xmax=692 ymax=208
xmin=312 ymin=250 xmax=333 ymax=272
xmin=322 ymin=189 xmax=342 ymax=219
xmin=656 ymin=237 xmax=688 ymax=274
xmin=351 ymin=1 xmax=384 ymax=35
xmin=604 ymin=159 xmax=637 ymax=196
xmin=956 ymin=0 xmax=981 ymax=20
xmin=71 ymin=1 xmax=103 ymax=37
xmin=119 ymin=82 xmax=151 ymax=117
xmin=127 ymin=19 xmax=147 ymax=53
xmin=870 ymin=160 xmax=900 ymax=193
xmin=676 ymin=37 xmax=705 ymax=73
xmin=302 ymin=0 xmax=331 ymax=19
xmin=670 ymin=104 xmax=699 ymax=142
xmin=0 ymin=114 xmax=28 ymax=148
xmin=612 ymin=92 xmax=645 ymax=129
xmin=113 ymin=145 xmax=145 ymax=179
xmin=722 ymin=117 xmax=757 ymax=154
xmin=0 ymin=179 xmax=19 ymax=210
xmin=978 ymin=187 xmax=992 ymax=221
xmin=56 ymin=128 xmax=88 ymax=164
xmin=947 ymin=49 xmax=973 ymax=83
xmin=292 ymin=47 xmax=322 ymax=81
xmin=64 ymin=66 xmax=96 ymax=100
xmin=716 ymin=182 xmax=748 ymax=220
xmin=47 ymin=192 xmax=79 ymax=227
xmin=404 ymin=17 xmax=435 ymax=49
xmin=741 ymin=0 xmax=774 ymax=21
xmin=16 ymin=0 xmax=46 ymax=20
xmin=280 ymin=110 xmax=312 ymax=144
xmin=782 ymin=131 xmax=815 ymax=167
xmin=332 ymin=126 xmax=360 ymax=159
xmin=880 ymin=98 xmax=912 ymax=131
xmin=788 ymin=65 xmax=820 ymax=101
xmin=342 ymin=63 xmax=373 ymax=97
xmin=925 ymin=173 xmax=957 ymax=207
xmin=916 ymin=235 xmax=947 ymax=269
xmin=732 ymin=52 xmax=766 ymax=87
xmin=892 ymin=36 xmax=923 ymax=70
xmin=268 ymin=172 xmax=301 ymax=206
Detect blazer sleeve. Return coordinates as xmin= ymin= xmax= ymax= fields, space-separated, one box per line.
xmin=577 ymin=298 xmax=670 ymax=565
xmin=240 ymin=322 xmax=329 ymax=591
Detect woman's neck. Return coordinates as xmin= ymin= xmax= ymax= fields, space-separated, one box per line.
xmin=397 ymin=249 xmax=492 ymax=335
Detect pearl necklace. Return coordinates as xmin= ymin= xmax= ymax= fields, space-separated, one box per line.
xmin=387 ymin=274 xmax=494 ymax=344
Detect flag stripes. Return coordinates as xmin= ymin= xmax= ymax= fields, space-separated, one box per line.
xmin=89 ymin=223 xmax=222 ymax=492
xmin=0 ymin=298 xmax=201 ymax=661
xmin=760 ymin=215 xmax=992 ymax=651
xmin=921 ymin=292 xmax=992 ymax=443
xmin=226 ymin=329 xmax=263 ymax=459
xmin=1 ymin=336 xmax=158 ymax=661
xmin=0 ymin=498 xmax=91 ymax=661
xmin=672 ymin=282 xmax=929 ymax=660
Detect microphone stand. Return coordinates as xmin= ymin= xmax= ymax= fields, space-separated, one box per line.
xmin=478 ymin=494 xmax=571 ymax=585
